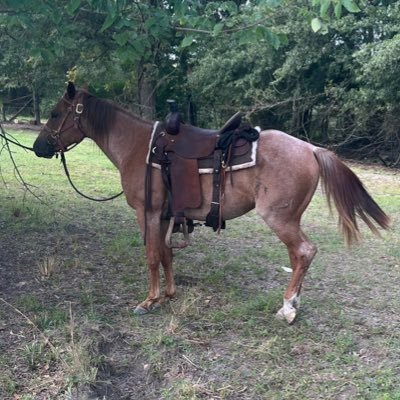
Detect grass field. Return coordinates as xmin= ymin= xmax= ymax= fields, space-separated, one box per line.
xmin=1 ymin=129 xmax=400 ymax=399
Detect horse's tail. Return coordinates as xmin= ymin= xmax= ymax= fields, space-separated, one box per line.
xmin=313 ymin=148 xmax=390 ymax=245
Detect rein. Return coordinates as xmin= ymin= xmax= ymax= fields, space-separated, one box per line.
xmin=60 ymin=151 xmax=124 ymax=202
xmin=0 ymin=127 xmax=35 ymax=151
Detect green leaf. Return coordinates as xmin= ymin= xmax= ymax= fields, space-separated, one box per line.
xmin=320 ymin=0 xmax=331 ymax=17
xmin=180 ymin=35 xmax=195 ymax=48
xmin=341 ymin=0 xmax=361 ymax=13
xmin=311 ymin=17 xmax=323 ymax=32
xmin=131 ymin=40 xmax=147 ymax=57
xmin=264 ymin=29 xmax=281 ymax=49
xmin=4 ymin=0 xmax=30 ymax=9
xmin=334 ymin=2 xmax=342 ymax=18
xmin=238 ymin=30 xmax=257 ymax=45
xmin=255 ymin=25 xmax=267 ymax=40
xmin=100 ymin=13 xmax=117 ymax=32
xmin=54 ymin=46 xmax=65 ymax=58
xmin=114 ymin=32 xmax=131 ymax=47
xmin=66 ymin=0 xmax=81 ymax=15
xmin=277 ymin=33 xmax=288 ymax=46
xmin=265 ymin=0 xmax=282 ymax=8
xmin=213 ymin=22 xmax=224 ymax=36
xmin=115 ymin=46 xmax=136 ymax=63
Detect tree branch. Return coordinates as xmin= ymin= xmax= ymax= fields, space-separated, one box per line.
xmin=173 ymin=18 xmax=270 ymax=36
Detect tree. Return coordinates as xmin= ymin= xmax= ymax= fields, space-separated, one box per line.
xmin=1 ymin=0 xmax=370 ymax=150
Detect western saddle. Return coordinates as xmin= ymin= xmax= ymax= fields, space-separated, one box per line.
xmin=147 ymin=100 xmax=259 ymax=248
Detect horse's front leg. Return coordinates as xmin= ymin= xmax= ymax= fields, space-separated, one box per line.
xmin=133 ymin=210 xmax=163 ymax=314
xmin=160 ymin=219 xmax=176 ymax=301
xmin=134 ymin=213 xmax=176 ymax=314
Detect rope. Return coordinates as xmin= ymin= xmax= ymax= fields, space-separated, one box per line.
xmin=60 ymin=152 xmax=124 ymax=202
xmin=0 ymin=125 xmax=35 ymax=151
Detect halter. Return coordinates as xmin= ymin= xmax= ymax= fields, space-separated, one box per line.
xmin=45 ymin=98 xmax=86 ymax=153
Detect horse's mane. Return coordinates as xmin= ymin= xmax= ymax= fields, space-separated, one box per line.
xmin=82 ymin=92 xmax=149 ymax=137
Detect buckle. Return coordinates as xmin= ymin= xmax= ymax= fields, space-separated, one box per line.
xmin=75 ymin=103 xmax=84 ymax=114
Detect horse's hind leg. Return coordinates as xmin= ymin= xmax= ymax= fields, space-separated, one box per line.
xmin=260 ymin=211 xmax=317 ymax=324
xmin=275 ymin=225 xmax=317 ymax=323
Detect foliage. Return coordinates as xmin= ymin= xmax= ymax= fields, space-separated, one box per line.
xmin=2 ymin=0 xmax=399 ymax=162
xmin=0 ymin=0 xmax=288 ymax=118
xmin=190 ymin=0 xmax=400 ymax=164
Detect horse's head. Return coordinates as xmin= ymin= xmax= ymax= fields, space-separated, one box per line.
xmin=33 ymin=82 xmax=87 ymax=158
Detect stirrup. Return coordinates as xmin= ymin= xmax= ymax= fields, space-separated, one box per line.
xmin=165 ymin=216 xmax=190 ymax=249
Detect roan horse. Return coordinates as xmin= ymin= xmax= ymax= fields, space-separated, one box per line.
xmin=33 ymin=82 xmax=389 ymax=324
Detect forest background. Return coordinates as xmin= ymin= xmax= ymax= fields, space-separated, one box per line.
xmin=1 ymin=0 xmax=399 ymax=165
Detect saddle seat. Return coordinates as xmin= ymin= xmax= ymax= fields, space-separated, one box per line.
xmin=164 ymin=111 xmax=243 ymax=159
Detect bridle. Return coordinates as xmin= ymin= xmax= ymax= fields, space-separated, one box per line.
xmin=44 ymin=97 xmax=87 ymax=153
xmin=41 ymin=95 xmax=124 ymax=201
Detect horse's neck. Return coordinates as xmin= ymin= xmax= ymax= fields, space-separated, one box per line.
xmin=86 ymin=111 xmax=152 ymax=171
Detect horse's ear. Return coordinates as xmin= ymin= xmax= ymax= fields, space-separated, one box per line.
xmin=67 ymin=81 xmax=76 ymax=99
xmin=81 ymin=83 xmax=89 ymax=91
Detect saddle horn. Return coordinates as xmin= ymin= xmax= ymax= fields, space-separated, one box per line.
xmin=165 ymin=99 xmax=182 ymax=135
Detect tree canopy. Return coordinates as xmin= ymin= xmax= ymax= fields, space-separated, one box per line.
xmin=1 ymin=0 xmax=399 ymax=163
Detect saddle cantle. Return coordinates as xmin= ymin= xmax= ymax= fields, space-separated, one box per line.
xmin=147 ymin=101 xmax=259 ymax=248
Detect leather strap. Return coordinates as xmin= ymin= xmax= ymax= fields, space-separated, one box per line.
xmin=205 ymin=149 xmax=225 ymax=232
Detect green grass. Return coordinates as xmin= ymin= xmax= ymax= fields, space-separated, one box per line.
xmin=1 ymin=129 xmax=400 ymax=399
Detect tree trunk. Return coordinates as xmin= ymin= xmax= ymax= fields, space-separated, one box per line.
xmin=137 ymin=63 xmax=156 ymax=121
xmin=291 ymin=101 xmax=300 ymax=137
xmin=321 ymin=115 xmax=329 ymax=143
xmin=32 ymin=88 xmax=40 ymax=125
xmin=7 ymin=98 xmax=33 ymax=122
xmin=187 ymin=94 xmax=196 ymax=125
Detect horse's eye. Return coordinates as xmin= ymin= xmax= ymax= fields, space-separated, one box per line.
xmin=51 ymin=111 xmax=59 ymax=119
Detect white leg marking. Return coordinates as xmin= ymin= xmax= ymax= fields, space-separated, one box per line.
xmin=276 ymin=294 xmax=301 ymax=324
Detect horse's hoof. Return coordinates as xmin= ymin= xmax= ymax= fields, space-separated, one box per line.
xmin=133 ymin=305 xmax=149 ymax=315
xmin=276 ymin=307 xmax=297 ymax=324
xmin=133 ymin=302 xmax=161 ymax=315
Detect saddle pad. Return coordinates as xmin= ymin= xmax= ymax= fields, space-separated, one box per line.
xmin=147 ymin=122 xmax=258 ymax=174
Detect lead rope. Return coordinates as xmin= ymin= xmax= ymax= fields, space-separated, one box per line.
xmin=60 ymin=152 xmax=124 ymax=202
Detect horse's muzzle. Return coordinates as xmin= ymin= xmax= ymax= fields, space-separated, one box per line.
xmin=33 ymin=137 xmax=56 ymax=158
